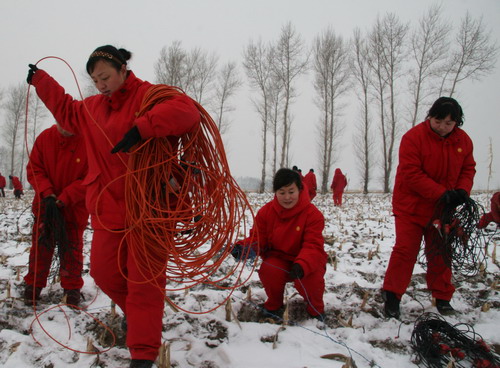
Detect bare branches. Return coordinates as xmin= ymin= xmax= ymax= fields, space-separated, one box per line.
xmin=440 ymin=12 xmax=499 ymax=97
xmin=312 ymin=27 xmax=350 ymax=193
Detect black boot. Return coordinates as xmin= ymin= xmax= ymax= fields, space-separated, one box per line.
xmin=130 ymin=359 xmax=154 ymax=368
xmin=436 ymin=299 xmax=455 ymax=315
xmin=24 ymin=285 xmax=43 ymax=306
xmin=382 ymin=290 xmax=400 ymax=319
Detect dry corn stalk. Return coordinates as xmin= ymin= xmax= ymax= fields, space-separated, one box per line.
xmin=157 ymin=342 xmax=171 ymax=368
xmin=225 ymin=298 xmax=232 ymax=322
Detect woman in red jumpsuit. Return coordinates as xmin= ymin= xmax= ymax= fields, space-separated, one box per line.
xmin=331 ymin=168 xmax=347 ymax=206
xmin=28 ymin=45 xmax=200 ymax=368
xmin=24 ymin=124 xmax=89 ymax=306
xmin=233 ymin=168 xmax=327 ymax=320
xmin=382 ymin=97 xmax=475 ymax=319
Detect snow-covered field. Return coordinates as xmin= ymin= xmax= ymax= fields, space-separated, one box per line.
xmin=0 ymin=191 xmax=498 ymax=368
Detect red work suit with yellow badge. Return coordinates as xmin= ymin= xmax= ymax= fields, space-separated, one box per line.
xmin=383 ymin=120 xmax=475 ymax=300
xmin=243 ymin=189 xmax=327 ymax=316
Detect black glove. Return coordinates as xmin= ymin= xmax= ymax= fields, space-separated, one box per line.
xmin=27 ymin=64 xmax=38 ymax=84
xmin=289 ymin=263 xmax=304 ymax=280
xmin=456 ymin=189 xmax=468 ymax=204
xmin=111 ymin=126 xmax=141 ymax=153
xmin=440 ymin=190 xmax=464 ymax=208
xmin=231 ymin=244 xmax=256 ymax=261
xmin=231 ymin=244 xmax=244 ymax=261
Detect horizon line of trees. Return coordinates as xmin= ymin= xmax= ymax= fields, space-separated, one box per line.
xmin=0 ymin=5 xmax=497 ymax=193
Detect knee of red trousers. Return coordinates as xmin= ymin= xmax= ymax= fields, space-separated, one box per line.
xmin=295 ymin=269 xmax=325 ymax=315
xmin=259 ymin=257 xmax=291 ymax=310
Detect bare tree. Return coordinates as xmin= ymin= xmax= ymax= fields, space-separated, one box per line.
xmin=213 ymin=62 xmax=240 ymax=135
xmin=273 ymin=22 xmax=309 ymax=168
xmin=351 ymin=28 xmax=374 ymax=194
xmin=369 ymin=14 xmax=409 ymax=193
xmin=439 ymin=12 xmax=499 ymax=97
xmin=243 ymin=39 xmax=274 ymax=193
xmin=154 ymin=41 xmax=187 ymax=89
xmin=1 ymin=84 xmax=28 ymax=181
xmin=187 ymin=47 xmax=218 ymax=105
xmin=312 ymin=27 xmax=350 ymax=193
xmin=268 ymin=73 xmax=284 ymax=176
xmin=154 ymin=41 xmax=219 ymax=105
xmin=408 ymin=4 xmax=450 ymax=127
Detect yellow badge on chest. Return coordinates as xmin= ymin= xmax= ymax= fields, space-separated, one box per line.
xmin=76 ymin=158 xmax=81 ymax=163
xmin=296 ymin=226 xmax=301 ymax=231
xmin=457 ymin=148 xmax=462 ymax=153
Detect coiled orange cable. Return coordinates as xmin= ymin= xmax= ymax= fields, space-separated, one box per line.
xmin=113 ymin=85 xmax=258 ymax=312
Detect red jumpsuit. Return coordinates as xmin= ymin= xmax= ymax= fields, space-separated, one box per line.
xmin=303 ymin=171 xmax=317 ymax=200
xmin=241 ymin=189 xmax=326 ymax=316
xmin=478 ymin=192 xmax=500 ymax=228
xmin=383 ymin=120 xmax=475 ymax=301
xmin=10 ymin=176 xmax=23 ymax=198
xmin=32 ymin=70 xmax=200 ymax=360
xmin=331 ymin=169 xmax=347 ymax=206
xmin=25 ymin=125 xmax=89 ymax=290
xmin=0 ymin=174 xmax=5 ymax=197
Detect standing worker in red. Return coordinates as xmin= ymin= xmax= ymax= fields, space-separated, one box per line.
xmin=24 ymin=124 xmax=89 ymax=306
xmin=382 ymin=97 xmax=475 ymax=319
xmin=27 ymin=45 xmax=200 ymax=368
xmin=232 ymin=168 xmax=327 ymax=320
xmin=303 ymin=168 xmax=318 ymax=201
xmin=330 ymin=168 xmax=347 ymax=206
xmin=9 ymin=175 xmax=23 ymax=199
xmin=0 ymin=173 xmax=6 ymax=197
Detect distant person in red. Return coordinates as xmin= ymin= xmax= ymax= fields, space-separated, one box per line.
xmin=24 ymin=124 xmax=89 ymax=307
xmin=0 ymin=173 xmax=6 ymax=197
xmin=232 ymin=168 xmax=327 ymax=320
xmin=478 ymin=192 xmax=500 ymax=228
xmin=330 ymin=168 xmax=347 ymax=206
xmin=303 ymin=168 xmax=318 ymax=200
xmin=382 ymin=97 xmax=475 ymax=319
xmin=9 ymin=175 xmax=23 ymax=199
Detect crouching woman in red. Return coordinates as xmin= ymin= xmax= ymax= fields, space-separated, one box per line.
xmin=382 ymin=97 xmax=476 ymax=319
xmin=232 ymin=168 xmax=327 ymax=320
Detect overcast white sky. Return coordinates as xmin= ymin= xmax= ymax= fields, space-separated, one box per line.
xmin=1 ymin=0 xmax=499 ymax=190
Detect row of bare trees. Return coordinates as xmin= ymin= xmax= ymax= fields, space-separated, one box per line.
xmin=0 ymin=6 xmax=497 ymax=193
xmin=241 ymin=7 xmax=497 ymax=194
xmin=0 ymin=85 xmax=47 ymax=184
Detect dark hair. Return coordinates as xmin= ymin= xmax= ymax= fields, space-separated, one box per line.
xmin=86 ymin=45 xmax=132 ymax=74
xmin=273 ymin=168 xmax=303 ymax=192
xmin=427 ymin=97 xmax=464 ymax=127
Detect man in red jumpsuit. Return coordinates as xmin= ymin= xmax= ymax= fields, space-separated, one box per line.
xmin=9 ymin=175 xmax=23 ymax=198
xmin=382 ymin=97 xmax=475 ymax=319
xmin=331 ymin=168 xmax=347 ymax=206
xmin=0 ymin=173 xmax=6 ymax=197
xmin=303 ymin=169 xmax=318 ymax=200
xmin=24 ymin=124 xmax=89 ymax=306
xmin=232 ymin=168 xmax=327 ymax=320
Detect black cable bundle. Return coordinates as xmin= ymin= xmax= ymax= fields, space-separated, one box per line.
xmin=424 ymin=196 xmax=486 ymax=277
xmin=38 ymin=196 xmax=69 ymax=259
xmin=411 ymin=312 xmax=500 ymax=368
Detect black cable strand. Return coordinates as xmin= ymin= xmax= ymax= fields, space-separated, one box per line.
xmin=411 ymin=312 xmax=500 ymax=368
xmin=422 ymin=197 xmax=487 ymax=277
